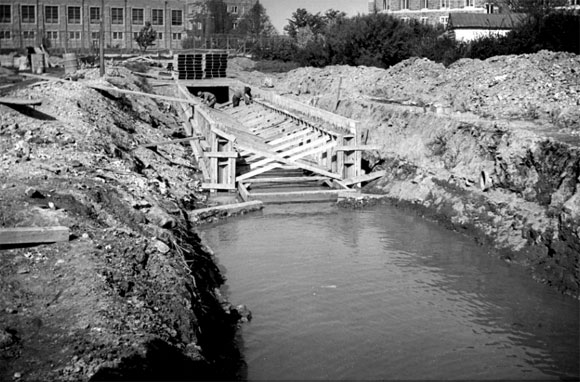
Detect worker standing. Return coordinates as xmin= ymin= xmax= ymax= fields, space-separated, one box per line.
xmin=196 ymin=91 xmax=217 ymax=108
xmin=244 ymin=86 xmax=253 ymax=105
xmin=232 ymin=88 xmax=243 ymax=107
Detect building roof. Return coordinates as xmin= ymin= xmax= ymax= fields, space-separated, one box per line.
xmin=449 ymin=13 xmax=527 ymax=29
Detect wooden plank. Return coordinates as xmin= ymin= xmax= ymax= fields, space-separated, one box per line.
xmin=0 ymin=226 xmax=69 ymax=245
xmin=0 ymin=97 xmax=43 ymax=106
xmin=335 ymin=145 xmax=380 ymax=151
xmin=211 ymin=126 xmax=237 ymax=143
xmin=189 ymin=200 xmax=263 ymax=219
xmin=200 ymin=183 xmax=237 ymax=190
xmin=252 ymin=119 xmax=294 ymax=134
xmin=87 ymin=84 xmax=199 ymax=105
xmin=248 ymin=189 xmax=341 ymax=203
xmin=238 ymin=182 xmax=250 ymax=202
xmin=205 ymin=151 xmax=238 ymax=158
xmin=271 ymin=132 xmax=320 ymax=152
xmin=246 ymin=176 xmax=330 ymax=184
xmin=341 ymin=171 xmax=386 ymax=186
xmin=138 ymin=136 xmax=204 ymax=148
xmin=235 ymin=142 xmax=340 ymax=181
xmin=249 ymin=137 xmax=329 ymax=170
xmin=20 ymin=72 xmax=69 ymax=83
xmin=267 ymin=128 xmax=311 ymax=146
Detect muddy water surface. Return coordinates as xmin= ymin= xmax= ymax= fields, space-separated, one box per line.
xmin=199 ymin=203 xmax=579 ymax=380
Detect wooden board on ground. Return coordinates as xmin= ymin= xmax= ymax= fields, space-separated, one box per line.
xmin=246 ymin=176 xmax=330 ymax=184
xmin=0 ymin=226 xmax=69 ymax=245
xmin=341 ymin=171 xmax=386 ymax=186
xmin=189 ymin=200 xmax=263 ymax=219
xmin=0 ymin=97 xmax=42 ymax=106
xmin=247 ymin=189 xmax=343 ymax=204
xmin=138 ymin=136 xmax=204 ymax=148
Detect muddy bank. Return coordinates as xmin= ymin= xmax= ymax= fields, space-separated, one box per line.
xmin=0 ymin=67 xmax=246 ymax=380
xmin=234 ymin=51 xmax=580 ymax=297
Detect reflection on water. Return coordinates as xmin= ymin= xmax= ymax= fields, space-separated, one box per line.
xmin=199 ymin=203 xmax=579 ymax=381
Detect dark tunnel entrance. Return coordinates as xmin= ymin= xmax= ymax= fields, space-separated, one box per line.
xmin=187 ymin=86 xmax=230 ymax=104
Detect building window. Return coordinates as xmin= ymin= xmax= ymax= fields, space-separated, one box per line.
xmin=69 ymin=31 xmax=80 ymax=40
xmin=233 ymin=21 xmax=238 ymax=29
xmin=133 ymin=32 xmax=139 ymax=40
xmin=68 ymin=6 xmax=81 ymax=24
xmin=89 ymin=7 xmax=100 ymax=24
xmin=46 ymin=31 xmax=58 ymax=40
xmin=111 ymin=8 xmax=123 ymax=25
xmin=45 ymin=6 xmax=58 ymax=24
xmin=196 ymin=22 xmax=202 ymax=30
xmin=401 ymin=16 xmax=410 ymax=22
xmin=420 ymin=17 xmax=428 ymax=24
xmin=440 ymin=0 xmax=448 ymax=8
xmin=112 ymin=31 xmax=123 ymax=40
xmin=91 ymin=31 xmax=99 ymax=40
xmin=21 ymin=5 xmax=35 ymax=23
xmin=132 ymin=8 xmax=143 ymax=25
xmin=157 ymin=32 xmax=163 ymax=40
xmin=0 ymin=30 xmax=11 ymax=39
xmin=229 ymin=5 xmax=238 ymax=14
xmin=439 ymin=15 xmax=449 ymax=25
xmin=421 ymin=0 xmax=429 ymax=8
xmin=171 ymin=10 xmax=182 ymax=25
xmin=152 ymin=9 xmax=164 ymax=25
xmin=0 ymin=5 xmax=11 ymax=23
xmin=23 ymin=30 xmax=35 ymax=39
xmin=172 ymin=32 xmax=182 ymax=40
xmin=570 ymin=0 xmax=579 ymax=5
xmin=400 ymin=0 xmax=409 ymax=9
xmin=465 ymin=0 xmax=474 ymax=6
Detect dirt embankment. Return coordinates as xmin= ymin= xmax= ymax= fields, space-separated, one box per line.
xmin=237 ymin=51 xmax=580 ymax=297
xmin=0 ymin=67 xmax=246 ymax=381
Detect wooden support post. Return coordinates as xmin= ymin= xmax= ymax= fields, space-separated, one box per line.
xmin=238 ymin=182 xmax=250 ymax=202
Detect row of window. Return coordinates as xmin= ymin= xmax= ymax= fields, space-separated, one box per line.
xmin=0 ymin=5 xmax=183 ymax=26
xmin=0 ymin=30 xmax=183 ymax=41
xmin=388 ymin=0 xmax=474 ymax=9
xmin=386 ymin=0 xmax=578 ymax=9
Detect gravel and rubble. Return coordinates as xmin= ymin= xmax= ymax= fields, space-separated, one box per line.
xmin=1 ymin=66 xmax=247 ymax=381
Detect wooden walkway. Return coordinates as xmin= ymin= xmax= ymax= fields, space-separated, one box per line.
xmin=174 ymin=83 xmax=384 ymax=203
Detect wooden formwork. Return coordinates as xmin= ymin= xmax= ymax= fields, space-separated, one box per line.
xmin=175 ymin=82 xmax=237 ymax=192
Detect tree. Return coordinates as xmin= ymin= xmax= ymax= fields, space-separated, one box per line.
xmin=284 ymin=8 xmax=326 ymax=38
xmin=136 ymin=22 xmax=157 ymax=52
xmin=189 ymin=0 xmax=233 ymax=35
xmin=236 ymin=1 xmax=276 ymax=38
xmin=323 ymin=9 xmax=347 ymax=26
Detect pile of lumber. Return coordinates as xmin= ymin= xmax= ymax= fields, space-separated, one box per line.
xmin=204 ymin=53 xmax=227 ymax=79
xmin=174 ymin=53 xmax=227 ymax=80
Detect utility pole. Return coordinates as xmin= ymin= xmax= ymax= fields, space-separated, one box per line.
xmin=99 ymin=0 xmax=105 ymax=76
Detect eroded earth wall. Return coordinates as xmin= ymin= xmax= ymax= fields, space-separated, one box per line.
xmin=0 ymin=68 xmax=244 ymax=381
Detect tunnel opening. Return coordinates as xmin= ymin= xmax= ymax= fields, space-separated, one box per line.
xmin=187 ymin=86 xmax=230 ymax=104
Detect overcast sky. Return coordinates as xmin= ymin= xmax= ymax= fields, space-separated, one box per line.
xmin=260 ymin=0 xmax=369 ymax=34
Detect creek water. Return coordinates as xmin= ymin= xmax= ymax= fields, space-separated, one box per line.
xmin=199 ymin=203 xmax=579 ymax=381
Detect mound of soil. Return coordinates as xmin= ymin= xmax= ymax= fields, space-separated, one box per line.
xmin=1 ymin=66 xmax=244 ymax=381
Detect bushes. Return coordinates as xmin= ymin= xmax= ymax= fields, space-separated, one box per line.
xmin=251 ymin=10 xmax=579 ymax=69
